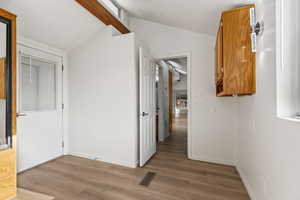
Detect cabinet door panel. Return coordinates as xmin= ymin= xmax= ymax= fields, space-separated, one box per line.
xmin=222 ymin=6 xmax=256 ymax=95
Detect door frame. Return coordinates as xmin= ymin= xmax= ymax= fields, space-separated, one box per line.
xmin=168 ymin=71 xmax=173 ymax=133
xmin=156 ymin=52 xmax=192 ymax=159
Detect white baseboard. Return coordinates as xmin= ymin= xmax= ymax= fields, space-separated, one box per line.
xmin=18 ymin=154 xmax=63 ymax=174
xmin=236 ymin=166 xmax=257 ymax=200
xmin=69 ymin=152 xmax=137 ymax=169
xmin=189 ymin=155 xmax=236 ymax=166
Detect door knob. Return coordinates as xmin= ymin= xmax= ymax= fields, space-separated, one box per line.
xmin=16 ymin=113 xmax=27 ymax=117
xmin=142 ymin=112 xmax=149 ymax=117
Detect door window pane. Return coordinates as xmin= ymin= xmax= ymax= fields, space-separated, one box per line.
xmin=0 ymin=22 xmax=6 ymax=148
xmin=0 ymin=21 xmax=6 ymax=58
xmin=20 ymin=55 xmax=56 ymax=112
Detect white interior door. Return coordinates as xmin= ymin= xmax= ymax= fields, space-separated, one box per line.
xmin=139 ymin=47 xmax=156 ymax=167
xmin=17 ymin=46 xmax=63 ymax=172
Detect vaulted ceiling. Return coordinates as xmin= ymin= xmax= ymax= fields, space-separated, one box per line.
xmin=115 ymin=0 xmax=257 ymax=35
xmin=0 ymin=0 xmax=258 ymax=50
xmin=0 ymin=0 xmax=105 ymax=50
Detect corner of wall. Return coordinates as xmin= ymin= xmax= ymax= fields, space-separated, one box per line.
xmin=236 ymin=166 xmax=257 ymax=200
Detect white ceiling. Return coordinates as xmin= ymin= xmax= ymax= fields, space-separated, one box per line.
xmin=0 ymin=0 xmax=105 ymax=50
xmin=115 ymin=0 xmax=257 ymax=35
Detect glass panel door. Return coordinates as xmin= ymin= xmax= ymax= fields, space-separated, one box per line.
xmin=17 ymin=46 xmax=63 ymax=172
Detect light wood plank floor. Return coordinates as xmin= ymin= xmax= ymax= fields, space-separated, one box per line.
xmin=17 ymin=114 xmax=250 ymax=200
xmin=12 ymin=188 xmax=54 ymax=200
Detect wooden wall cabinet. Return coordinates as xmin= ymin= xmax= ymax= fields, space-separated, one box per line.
xmin=215 ymin=5 xmax=256 ymax=97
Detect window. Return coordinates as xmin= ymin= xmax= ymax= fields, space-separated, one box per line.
xmin=276 ymin=0 xmax=300 ymax=120
xmin=99 ymin=0 xmax=120 ymax=18
xmin=20 ymin=54 xmax=57 ymax=112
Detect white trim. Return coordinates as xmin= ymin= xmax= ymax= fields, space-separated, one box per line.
xmin=192 ymin=155 xmax=236 ymax=167
xmin=17 ymin=36 xmax=64 ymax=58
xmin=236 ymin=166 xmax=257 ymax=200
xmin=155 ymin=51 xmax=192 ymax=159
xmin=70 ymin=152 xmax=137 ymax=168
xmin=17 ymin=155 xmax=62 ymax=174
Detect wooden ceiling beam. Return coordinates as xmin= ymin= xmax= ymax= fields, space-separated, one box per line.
xmin=75 ymin=0 xmax=130 ymax=34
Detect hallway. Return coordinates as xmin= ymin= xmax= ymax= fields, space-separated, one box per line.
xmin=157 ymin=113 xmax=188 ymax=156
xmin=17 ymin=114 xmax=250 ymax=200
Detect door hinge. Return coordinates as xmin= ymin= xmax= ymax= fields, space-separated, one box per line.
xmin=62 ymin=64 xmax=64 ymax=72
xmin=249 ymin=7 xmax=256 ymax=27
xmin=62 ymin=103 xmax=65 ymax=110
xmin=251 ymin=32 xmax=257 ymax=52
xmin=62 ymin=141 xmax=65 ymax=148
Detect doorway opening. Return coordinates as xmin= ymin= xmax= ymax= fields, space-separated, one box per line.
xmin=138 ymin=48 xmax=190 ymax=167
xmin=156 ymin=55 xmax=189 ymax=157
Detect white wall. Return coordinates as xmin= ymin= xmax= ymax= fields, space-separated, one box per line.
xmin=237 ymin=0 xmax=300 ymax=199
xmin=68 ymin=26 xmax=138 ymax=168
xmin=130 ymin=17 xmax=238 ymax=165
